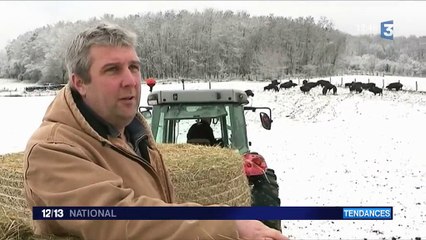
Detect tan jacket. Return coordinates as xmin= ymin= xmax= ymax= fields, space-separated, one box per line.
xmin=23 ymin=86 xmax=239 ymax=240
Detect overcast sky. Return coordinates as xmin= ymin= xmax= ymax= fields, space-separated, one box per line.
xmin=1 ymin=1 xmax=425 ymax=50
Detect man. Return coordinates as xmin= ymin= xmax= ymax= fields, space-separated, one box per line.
xmin=187 ymin=118 xmax=216 ymax=145
xmin=23 ymin=23 xmax=287 ymax=240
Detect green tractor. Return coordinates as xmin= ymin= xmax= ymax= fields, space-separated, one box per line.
xmin=139 ymin=88 xmax=281 ymax=231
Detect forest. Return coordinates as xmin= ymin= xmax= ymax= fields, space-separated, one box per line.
xmin=0 ymin=9 xmax=425 ymax=83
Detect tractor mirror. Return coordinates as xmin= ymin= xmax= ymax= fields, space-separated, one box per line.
xmin=139 ymin=106 xmax=152 ymax=119
xmin=141 ymin=110 xmax=152 ymax=119
xmin=259 ymin=112 xmax=272 ymax=130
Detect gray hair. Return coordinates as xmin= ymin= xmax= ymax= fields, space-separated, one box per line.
xmin=65 ymin=23 xmax=138 ymax=84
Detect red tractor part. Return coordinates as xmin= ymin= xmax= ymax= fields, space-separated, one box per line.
xmin=243 ymin=152 xmax=267 ymax=176
xmin=146 ymin=78 xmax=156 ymax=92
xmin=146 ymin=77 xmax=156 ymax=87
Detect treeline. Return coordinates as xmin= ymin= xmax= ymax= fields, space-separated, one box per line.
xmin=0 ymin=9 xmax=425 ymax=83
xmin=343 ymin=35 xmax=426 ymax=77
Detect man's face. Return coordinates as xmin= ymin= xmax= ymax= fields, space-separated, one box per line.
xmin=73 ymin=45 xmax=142 ymax=130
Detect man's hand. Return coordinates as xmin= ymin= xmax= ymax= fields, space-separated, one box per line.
xmin=236 ymin=220 xmax=288 ymax=240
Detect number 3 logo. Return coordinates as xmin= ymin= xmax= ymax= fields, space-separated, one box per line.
xmin=383 ymin=24 xmax=393 ymax=37
xmin=381 ymin=20 xmax=394 ymax=40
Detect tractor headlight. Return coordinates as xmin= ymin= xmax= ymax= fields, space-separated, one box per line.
xmin=147 ymin=93 xmax=159 ymax=105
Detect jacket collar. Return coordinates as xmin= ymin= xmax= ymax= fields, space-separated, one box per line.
xmin=71 ymin=88 xmax=120 ymax=139
xmin=70 ymin=88 xmax=149 ymax=145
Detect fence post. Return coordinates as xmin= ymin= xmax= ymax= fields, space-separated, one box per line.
xmin=341 ymin=77 xmax=343 ymax=87
xmin=382 ymin=79 xmax=385 ymax=89
xmin=416 ymin=81 xmax=418 ymax=91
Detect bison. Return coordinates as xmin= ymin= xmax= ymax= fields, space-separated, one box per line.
xmin=300 ymin=81 xmax=319 ymax=94
xmin=346 ymin=82 xmax=363 ymax=88
xmin=344 ymin=82 xmax=353 ymax=88
xmin=322 ymin=82 xmax=337 ymax=95
xmin=300 ymin=84 xmax=315 ymax=94
xmin=368 ymin=86 xmax=383 ymax=96
xmin=361 ymin=82 xmax=376 ymax=90
xmin=386 ymin=82 xmax=403 ymax=91
xmin=303 ymin=82 xmax=319 ymax=89
xmin=316 ymin=79 xmax=331 ymax=87
xmin=349 ymin=84 xmax=363 ymax=93
xmin=244 ymin=89 xmax=254 ymax=97
xmin=271 ymin=79 xmax=280 ymax=86
xmin=264 ymin=84 xmax=279 ymax=92
xmin=279 ymin=80 xmax=297 ymax=89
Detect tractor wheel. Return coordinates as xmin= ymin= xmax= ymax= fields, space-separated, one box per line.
xmin=249 ymin=168 xmax=282 ymax=232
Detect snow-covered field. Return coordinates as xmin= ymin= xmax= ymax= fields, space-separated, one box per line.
xmin=1 ymin=75 xmax=426 ymax=239
xmin=0 ymin=78 xmax=39 ymax=94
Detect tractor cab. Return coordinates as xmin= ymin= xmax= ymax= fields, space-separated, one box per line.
xmin=139 ymin=89 xmax=272 ymax=155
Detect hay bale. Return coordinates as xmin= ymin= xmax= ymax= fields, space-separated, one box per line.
xmin=0 ymin=182 xmax=29 ymax=220
xmin=0 ymin=212 xmax=34 ymax=240
xmin=0 ymin=207 xmax=79 ymax=240
xmin=0 ymin=152 xmax=24 ymax=172
xmin=0 ymin=173 xmax=24 ymax=189
xmin=157 ymin=144 xmax=251 ymax=206
xmin=0 ymin=152 xmax=28 ymax=221
xmin=0 ymin=146 xmax=251 ymax=239
xmin=0 ymin=185 xmax=24 ymax=198
xmin=0 ymin=146 xmax=252 ymax=207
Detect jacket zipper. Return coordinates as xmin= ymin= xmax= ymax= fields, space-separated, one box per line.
xmin=135 ymin=134 xmax=147 ymax=147
xmin=134 ymin=134 xmax=148 ymax=160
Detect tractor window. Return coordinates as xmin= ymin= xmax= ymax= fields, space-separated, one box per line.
xmin=173 ymin=118 xmax=224 ymax=144
xmin=225 ymin=105 xmax=249 ymax=154
xmin=155 ymin=111 xmax=166 ymax=143
xmin=225 ymin=106 xmax=233 ymax=146
xmin=165 ymin=105 xmax=227 ymax=119
xmin=156 ymin=104 xmax=229 ymax=146
xmin=150 ymin=103 xmax=248 ymax=153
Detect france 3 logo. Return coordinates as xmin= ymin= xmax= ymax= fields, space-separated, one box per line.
xmin=381 ymin=20 xmax=394 ymax=40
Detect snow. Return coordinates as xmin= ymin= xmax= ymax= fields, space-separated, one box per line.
xmin=0 ymin=78 xmax=39 ymax=93
xmin=1 ymin=75 xmax=426 ymax=239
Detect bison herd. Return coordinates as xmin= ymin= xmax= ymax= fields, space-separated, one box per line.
xmin=254 ymin=79 xmax=404 ymax=97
